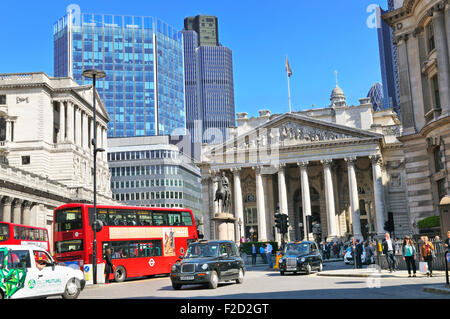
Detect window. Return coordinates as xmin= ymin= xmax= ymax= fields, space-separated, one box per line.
xmin=21 ymin=156 xmax=30 ymax=165
xmin=0 ymin=118 xmax=6 ymax=141
xmin=434 ymin=146 xmax=444 ymax=172
xmin=2 ymin=250 xmax=31 ymax=269
xmin=427 ymin=23 xmax=435 ymax=52
xmin=104 ymin=240 xmax=162 ymax=259
xmin=0 ymin=95 xmax=5 ymax=104
xmin=0 ymin=223 xmax=9 ymax=242
xmin=432 ymin=75 xmax=441 ymax=109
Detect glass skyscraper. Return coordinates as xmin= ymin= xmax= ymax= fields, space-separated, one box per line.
xmin=53 ymin=11 xmax=186 ymax=137
xmin=183 ymin=15 xmax=235 ymax=144
xmin=376 ymin=1 xmax=401 ymax=116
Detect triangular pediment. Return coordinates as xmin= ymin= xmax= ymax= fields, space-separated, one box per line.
xmin=207 ymin=112 xmax=383 ymax=155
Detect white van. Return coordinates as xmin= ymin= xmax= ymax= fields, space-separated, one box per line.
xmin=0 ymin=244 xmax=85 ymax=299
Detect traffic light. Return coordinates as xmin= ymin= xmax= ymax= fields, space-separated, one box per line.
xmin=274 ymin=213 xmax=282 ymax=231
xmin=280 ymin=214 xmax=289 ymax=234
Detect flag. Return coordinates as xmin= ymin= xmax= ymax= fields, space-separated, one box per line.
xmin=285 ymin=57 xmax=293 ymax=77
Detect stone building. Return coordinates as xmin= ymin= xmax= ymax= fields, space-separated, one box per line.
xmin=382 ymin=0 xmax=450 ymax=232
xmin=0 ymin=72 xmax=117 ymax=245
xmin=199 ymin=85 xmax=410 ymax=243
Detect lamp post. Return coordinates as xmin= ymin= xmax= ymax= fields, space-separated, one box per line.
xmin=82 ymin=69 xmax=106 ymax=285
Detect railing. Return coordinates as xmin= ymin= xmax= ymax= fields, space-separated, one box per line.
xmin=375 ymin=240 xmax=448 ymax=271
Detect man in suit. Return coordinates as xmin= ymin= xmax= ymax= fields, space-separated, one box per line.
xmin=355 ymin=239 xmax=363 ymax=269
xmin=382 ymin=232 xmax=397 ymax=272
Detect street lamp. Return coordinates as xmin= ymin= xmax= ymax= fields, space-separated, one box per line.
xmin=82 ymin=69 xmax=106 ymax=285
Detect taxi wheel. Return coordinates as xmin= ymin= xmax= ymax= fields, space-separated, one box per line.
xmin=114 ymin=266 xmax=127 ymax=283
xmin=236 ymin=268 xmax=244 ymax=284
xmin=172 ymin=283 xmax=182 ymax=290
xmin=305 ymin=264 xmax=312 ymax=275
xmin=318 ymin=262 xmax=323 ymax=272
xmin=62 ymin=278 xmax=81 ymax=299
xmin=208 ymin=271 xmax=219 ymax=289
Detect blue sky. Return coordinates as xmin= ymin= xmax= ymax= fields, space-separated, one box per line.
xmin=0 ymin=0 xmax=387 ymax=117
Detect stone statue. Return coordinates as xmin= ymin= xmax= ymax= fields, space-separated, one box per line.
xmin=214 ymin=172 xmax=231 ymax=212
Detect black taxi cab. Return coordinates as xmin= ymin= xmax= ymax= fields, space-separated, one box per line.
xmin=278 ymin=241 xmax=323 ymax=275
xmin=170 ymin=240 xmax=245 ymax=290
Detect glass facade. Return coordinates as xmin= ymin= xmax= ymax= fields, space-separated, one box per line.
xmin=107 ymin=146 xmax=202 ymax=222
xmin=54 ymin=13 xmax=186 ymax=137
xmin=182 ymin=28 xmax=235 ymax=144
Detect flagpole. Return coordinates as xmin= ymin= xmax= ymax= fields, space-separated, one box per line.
xmin=287 ymin=69 xmax=292 ymax=113
xmin=286 ymin=56 xmax=292 ymax=113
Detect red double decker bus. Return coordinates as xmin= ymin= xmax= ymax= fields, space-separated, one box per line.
xmin=0 ymin=222 xmax=50 ymax=251
xmin=53 ymin=203 xmax=199 ymax=282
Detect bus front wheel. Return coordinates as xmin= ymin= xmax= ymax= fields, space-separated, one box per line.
xmin=114 ymin=266 xmax=127 ymax=282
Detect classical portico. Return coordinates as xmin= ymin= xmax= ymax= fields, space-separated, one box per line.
xmin=200 ymin=89 xmax=409 ymax=244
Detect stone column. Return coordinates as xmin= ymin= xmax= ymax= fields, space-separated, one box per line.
xmin=345 ymin=157 xmax=363 ymax=240
xmin=211 ymin=171 xmax=219 ymax=216
xmin=254 ymin=166 xmax=267 ymax=242
xmin=12 ymin=198 xmax=23 ymax=224
xmin=446 ymin=3 xmax=450 ymax=67
xmin=298 ymin=161 xmax=312 ymax=240
xmin=432 ymin=3 xmax=450 ymax=115
xmin=395 ymin=34 xmax=416 ymax=134
xmin=59 ymin=101 xmax=65 ymax=142
xmin=277 ymin=163 xmax=290 ymax=242
xmin=1 ymin=197 xmax=12 ymax=222
xmin=75 ymin=106 xmax=82 ymax=147
xmin=66 ymin=101 xmax=74 ymax=143
xmin=82 ymin=111 xmax=89 ymax=150
xmin=321 ymin=159 xmax=338 ymax=239
xmin=21 ymin=201 xmax=33 ymax=226
xmin=231 ymin=168 xmax=244 ymax=242
xmin=370 ymin=155 xmax=387 ymax=237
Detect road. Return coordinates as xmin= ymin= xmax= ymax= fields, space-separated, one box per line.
xmin=76 ymin=262 xmax=449 ymax=299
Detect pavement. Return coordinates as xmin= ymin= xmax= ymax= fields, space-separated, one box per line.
xmin=244 ymin=257 xmax=450 ymax=295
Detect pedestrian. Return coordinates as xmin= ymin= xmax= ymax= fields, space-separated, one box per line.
xmin=382 ymin=232 xmax=397 ymax=272
xmin=394 ymin=238 xmax=400 ymax=254
xmin=332 ymin=242 xmax=338 ymax=259
xmin=322 ymin=242 xmax=327 ymax=260
xmin=355 ymin=240 xmax=363 ymax=268
xmin=265 ymin=242 xmax=273 ymax=269
xmin=420 ymin=236 xmax=435 ymax=277
xmin=365 ymin=241 xmax=374 ymax=265
xmin=251 ymin=244 xmax=257 ymax=266
xmin=444 ymin=231 xmax=450 ymax=252
xmin=104 ymin=248 xmax=114 ymax=283
xmin=259 ymin=245 xmax=267 ymax=264
xmin=402 ymin=236 xmax=416 ymax=277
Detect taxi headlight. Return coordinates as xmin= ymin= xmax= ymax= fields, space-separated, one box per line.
xmin=299 ymin=257 xmax=306 ymax=263
xmin=201 ymin=263 xmax=209 ymax=271
xmin=171 ymin=264 xmax=178 ymax=272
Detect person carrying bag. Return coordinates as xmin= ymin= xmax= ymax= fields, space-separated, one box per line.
xmin=420 ymin=236 xmax=435 ymax=277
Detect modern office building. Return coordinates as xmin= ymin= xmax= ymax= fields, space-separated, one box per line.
xmin=367 ymin=82 xmax=385 ymax=111
xmin=107 ymin=136 xmax=202 ymax=222
xmin=182 ymin=15 xmax=235 ymax=145
xmin=184 ymin=15 xmax=219 ymax=46
xmin=376 ymin=1 xmax=401 ymax=115
xmin=53 ymin=11 xmax=186 ymax=138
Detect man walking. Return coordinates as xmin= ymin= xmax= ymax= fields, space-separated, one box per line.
xmin=265 ymin=242 xmax=273 ymax=269
xmin=382 ymin=233 xmax=396 ymax=272
xmin=355 ymin=239 xmax=363 ymax=269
